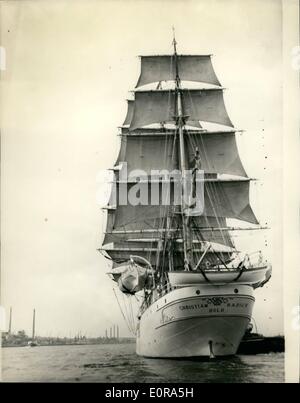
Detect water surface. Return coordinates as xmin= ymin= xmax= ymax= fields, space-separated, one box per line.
xmin=1 ymin=343 xmax=284 ymax=383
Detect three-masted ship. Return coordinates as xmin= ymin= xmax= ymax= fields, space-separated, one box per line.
xmin=100 ymin=38 xmax=271 ymax=358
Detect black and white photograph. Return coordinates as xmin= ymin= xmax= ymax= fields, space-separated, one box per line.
xmin=0 ymin=0 xmax=299 ymax=385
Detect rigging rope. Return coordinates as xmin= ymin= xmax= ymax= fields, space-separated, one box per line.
xmin=113 ymin=288 xmax=135 ymax=335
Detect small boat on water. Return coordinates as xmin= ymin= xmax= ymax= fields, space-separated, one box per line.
xmin=27 ymin=341 xmax=38 ymax=347
xmin=237 ymin=324 xmax=284 ymax=355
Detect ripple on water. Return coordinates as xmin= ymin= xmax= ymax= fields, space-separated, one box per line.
xmin=2 ymin=345 xmax=284 ymax=383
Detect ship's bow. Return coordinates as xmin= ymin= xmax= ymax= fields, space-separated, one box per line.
xmin=136 ymin=284 xmax=254 ymax=358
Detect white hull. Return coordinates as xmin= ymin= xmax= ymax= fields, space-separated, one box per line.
xmin=136 ymin=284 xmax=254 ymax=358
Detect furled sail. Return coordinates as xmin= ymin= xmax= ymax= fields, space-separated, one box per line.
xmin=130 ymin=89 xmax=233 ymax=130
xmin=104 ymin=247 xmax=232 ymax=269
xmin=136 ymin=55 xmax=221 ymax=87
xmin=103 ymin=215 xmax=233 ymax=248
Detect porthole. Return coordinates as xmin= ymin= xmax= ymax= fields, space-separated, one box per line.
xmin=196 ymin=289 xmax=201 ymax=295
xmin=234 ymin=288 xmax=239 ymax=294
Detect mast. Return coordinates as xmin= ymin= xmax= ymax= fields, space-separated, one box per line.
xmin=32 ymin=309 xmax=36 ymax=340
xmin=173 ymin=31 xmax=192 ymax=271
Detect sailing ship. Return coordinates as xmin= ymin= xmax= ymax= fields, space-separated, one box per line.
xmin=100 ymin=36 xmax=271 ymax=358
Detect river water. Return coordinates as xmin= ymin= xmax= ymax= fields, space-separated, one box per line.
xmin=1 ymin=343 xmax=284 ymax=383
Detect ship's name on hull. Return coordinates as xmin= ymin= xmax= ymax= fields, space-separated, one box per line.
xmin=161 ymin=297 xmax=252 ymax=325
xmin=179 ymin=303 xmax=249 ymax=310
xmin=179 ymin=302 xmax=248 ymax=311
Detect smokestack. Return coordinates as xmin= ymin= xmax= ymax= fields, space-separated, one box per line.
xmin=117 ymin=325 xmax=119 ymax=340
xmin=110 ymin=327 xmax=112 ymax=338
xmin=32 ymin=309 xmax=36 ymax=340
xmin=8 ymin=307 xmax=12 ymax=335
xmin=105 ymin=329 xmax=108 ymax=338
xmin=113 ymin=325 xmax=115 ymax=338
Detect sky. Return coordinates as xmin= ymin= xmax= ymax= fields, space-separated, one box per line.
xmin=0 ymin=0 xmax=285 ymax=338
